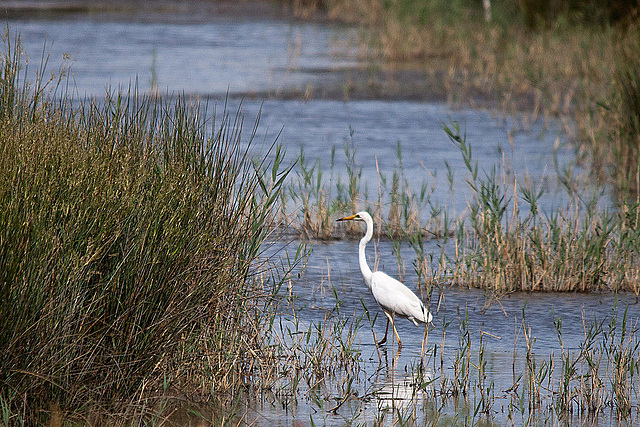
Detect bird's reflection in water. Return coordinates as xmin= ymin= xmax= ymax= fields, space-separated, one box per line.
xmin=374 ymin=345 xmax=433 ymax=413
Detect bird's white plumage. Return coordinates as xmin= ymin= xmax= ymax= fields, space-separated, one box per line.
xmin=337 ymin=211 xmax=432 ymax=346
xmin=370 ymin=271 xmax=431 ymax=325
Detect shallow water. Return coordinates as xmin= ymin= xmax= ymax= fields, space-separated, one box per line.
xmin=9 ymin=3 xmax=359 ymax=97
xmin=8 ymin=2 xmax=638 ymax=424
xmin=265 ymin=237 xmax=640 ymax=424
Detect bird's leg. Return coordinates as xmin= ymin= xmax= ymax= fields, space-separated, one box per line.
xmin=377 ymin=317 xmax=390 ymax=346
xmin=390 ymin=316 xmax=402 ymax=349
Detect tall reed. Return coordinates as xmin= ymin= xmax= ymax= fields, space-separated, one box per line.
xmin=0 ymin=34 xmax=289 ymax=423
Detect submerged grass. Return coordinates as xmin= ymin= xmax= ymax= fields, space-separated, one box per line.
xmin=274 ymin=279 xmax=640 ymax=425
xmin=0 ymin=33 xmax=291 ymax=423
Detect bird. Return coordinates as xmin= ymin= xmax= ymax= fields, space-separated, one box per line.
xmin=337 ymin=211 xmax=432 ymax=348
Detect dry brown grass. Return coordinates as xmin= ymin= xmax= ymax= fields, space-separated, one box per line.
xmin=295 ymin=0 xmax=640 ymax=200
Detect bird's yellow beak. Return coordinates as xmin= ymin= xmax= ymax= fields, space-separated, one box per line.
xmin=336 ymin=214 xmax=358 ymax=222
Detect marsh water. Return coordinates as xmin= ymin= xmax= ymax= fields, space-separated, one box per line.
xmin=8 ymin=1 xmax=640 ymax=424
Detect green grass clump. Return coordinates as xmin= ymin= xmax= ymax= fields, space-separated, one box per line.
xmin=0 ymin=34 xmax=289 ymax=423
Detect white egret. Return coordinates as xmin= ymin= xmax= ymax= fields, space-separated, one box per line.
xmin=337 ymin=211 xmax=432 ymax=348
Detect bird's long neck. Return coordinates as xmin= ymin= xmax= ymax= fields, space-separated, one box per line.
xmin=359 ymin=219 xmax=374 ymax=287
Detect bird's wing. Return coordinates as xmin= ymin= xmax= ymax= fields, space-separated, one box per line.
xmin=370 ymin=271 xmax=427 ymax=322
